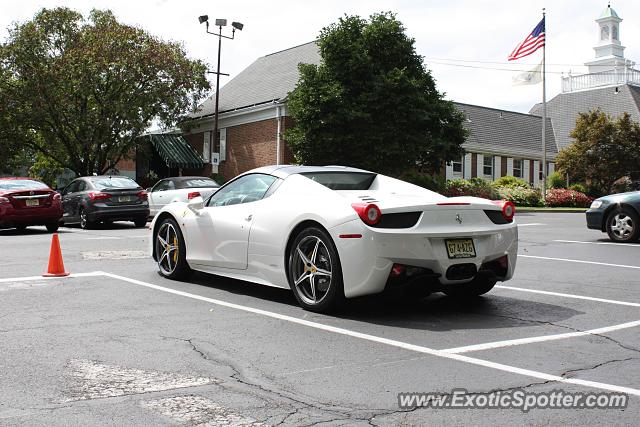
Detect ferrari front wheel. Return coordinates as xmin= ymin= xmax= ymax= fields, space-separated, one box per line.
xmin=155 ymin=217 xmax=190 ymax=280
xmin=288 ymin=227 xmax=345 ymax=313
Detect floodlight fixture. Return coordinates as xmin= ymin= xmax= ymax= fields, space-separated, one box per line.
xmin=232 ymin=22 xmax=244 ymax=31
xmin=215 ymin=18 xmax=227 ymax=27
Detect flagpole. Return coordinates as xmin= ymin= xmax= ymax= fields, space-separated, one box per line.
xmin=541 ymin=8 xmax=547 ymax=201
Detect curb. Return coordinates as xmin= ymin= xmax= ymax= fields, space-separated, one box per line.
xmin=515 ymin=207 xmax=587 ymax=213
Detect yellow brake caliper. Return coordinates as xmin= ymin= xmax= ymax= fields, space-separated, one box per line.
xmin=172 ymin=235 xmax=179 ymax=263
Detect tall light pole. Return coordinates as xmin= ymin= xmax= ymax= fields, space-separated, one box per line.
xmin=198 ymin=15 xmax=243 ymax=162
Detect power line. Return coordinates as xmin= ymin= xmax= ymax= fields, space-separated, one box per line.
xmin=425 ymin=60 xmax=567 ymax=74
xmin=423 ymin=56 xmax=591 ymax=67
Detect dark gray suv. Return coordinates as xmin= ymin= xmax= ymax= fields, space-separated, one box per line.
xmin=60 ymin=176 xmax=149 ymax=229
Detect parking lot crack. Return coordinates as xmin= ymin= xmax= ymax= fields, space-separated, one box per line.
xmin=560 ymin=357 xmax=640 ymax=378
xmin=161 ymin=335 xmax=363 ymax=423
xmin=476 ymin=312 xmax=583 ymax=333
xmin=590 ymin=334 xmax=640 ymax=354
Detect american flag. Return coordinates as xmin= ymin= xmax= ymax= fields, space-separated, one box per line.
xmin=508 ymin=17 xmax=545 ymax=61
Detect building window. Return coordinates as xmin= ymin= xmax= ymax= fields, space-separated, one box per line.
xmin=483 ymin=155 xmax=493 ymax=177
xmin=513 ymin=159 xmax=522 ymax=178
xmin=452 ymin=157 xmax=463 ymax=174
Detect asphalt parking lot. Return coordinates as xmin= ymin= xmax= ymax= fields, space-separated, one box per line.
xmin=1 ymin=213 xmax=639 ymax=426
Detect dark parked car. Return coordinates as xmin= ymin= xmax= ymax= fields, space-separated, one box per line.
xmin=60 ymin=176 xmax=149 ymax=229
xmin=586 ymin=191 xmax=640 ymax=242
xmin=0 ymin=177 xmax=63 ymax=232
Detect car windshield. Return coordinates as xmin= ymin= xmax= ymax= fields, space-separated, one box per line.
xmin=300 ymin=172 xmax=376 ymax=190
xmin=181 ymin=178 xmax=220 ymax=189
xmin=91 ymin=177 xmax=139 ymax=190
xmin=0 ymin=179 xmax=49 ymax=190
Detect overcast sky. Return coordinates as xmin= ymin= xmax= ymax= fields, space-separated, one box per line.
xmin=2 ymin=1 xmax=638 ymax=114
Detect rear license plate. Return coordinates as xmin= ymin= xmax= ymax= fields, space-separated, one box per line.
xmin=118 ymin=196 xmax=131 ymax=203
xmin=25 ymin=199 xmax=39 ymax=207
xmin=445 ymin=238 xmax=476 ymax=259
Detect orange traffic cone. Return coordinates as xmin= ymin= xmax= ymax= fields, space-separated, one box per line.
xmin=43 ymin=233 xmax=70 ymax=277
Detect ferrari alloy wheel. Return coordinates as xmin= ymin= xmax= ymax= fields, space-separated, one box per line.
xmin=606 ymin=208 xmax=639 ymax=242
xmin=155 ymin=217 xmax=190 ymax=279
xmin=288 ymin=227 xmax=344 ymax=312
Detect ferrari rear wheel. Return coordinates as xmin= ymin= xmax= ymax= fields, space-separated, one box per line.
xmin=155 ymin=217 xmax=190 ymax=279
xmin=288 ymin=227 xmax=344 ymax=312
xmin=443 ymin=276 xmax=497 ymax=299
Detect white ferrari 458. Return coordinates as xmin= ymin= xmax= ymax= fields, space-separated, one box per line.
xmin=151 ymin=165 xmax=518 ymax=312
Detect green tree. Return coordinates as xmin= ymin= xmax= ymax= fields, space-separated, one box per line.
xmin=286 ymin=12 xmax=467 ymax=176
xmin=0 ymin=8 xmax=210 ymax=177
xmin=556 ymin=110 xmax=640 ymax=195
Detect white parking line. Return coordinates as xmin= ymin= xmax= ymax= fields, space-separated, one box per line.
xmin=495 ymin=285 xmax=640 ymax=308
xmin=3 ymin=271 xmax=640 ymax=396
xmin=442 ymin=320 xmax=640 ymax=354
xmin=96 ymin=271 xmax=640 ymax=397
xmin=83 ymin=237 xmax=122 ymax=240
xmin=0 ymin=272 xmax=103 ymax=283
xmin=554 ymin=239 xmax=640 ymax=247
xmin=517 ymin=223 xmax=546 ymax=227
xmin=519 ymin=254 xmax=640 ymax=270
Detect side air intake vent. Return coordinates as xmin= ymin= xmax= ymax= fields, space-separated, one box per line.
xmin=358 ymin=195 xmax=378 ymax=203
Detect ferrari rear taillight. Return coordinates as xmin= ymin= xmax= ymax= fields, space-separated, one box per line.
xmin=88 ymin=192 xmax=111 ymax=201
xmin=187 ymin=191 xmax=201 ymax=200
xmin=137 ymin=190 xmax=148 ymax=201
xmin=52 ymin=193 xmax=61 ymax=201
xmin=351 ymin=203 xmax=382 ymax=225
xmin=491 ymin=200 xmax=515 ymax=222
xmin=0 ymin=196 xmax=9 ymax=204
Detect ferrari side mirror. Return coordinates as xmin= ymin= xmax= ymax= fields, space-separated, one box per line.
xmin=187 ymin=196 xmax=205 ymax=215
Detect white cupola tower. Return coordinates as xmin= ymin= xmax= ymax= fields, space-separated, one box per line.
xmin=584 ymin=4 xmax=627 ymax=73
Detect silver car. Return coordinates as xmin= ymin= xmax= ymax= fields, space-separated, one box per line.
xmin=147 ymin=176 xmax=220 ymax=217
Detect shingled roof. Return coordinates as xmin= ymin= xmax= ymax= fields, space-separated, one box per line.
xmin=190 ymin=41 xmax=557 ymax=158
xmin=530 ymin=84 xmax=640 ymax=150
xmin=456 ymin=103 xmax=557 ymax=158
xmin=191 ymin=41 xmax=320 ymax=118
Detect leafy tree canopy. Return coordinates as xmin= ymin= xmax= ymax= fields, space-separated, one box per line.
xmin=286 ymin=12 xmax=467 ymax=176
xmin=556 ymin=109 xmax=640 ymax=195
xmin=0 ymin=7 xmax=210 ymax=177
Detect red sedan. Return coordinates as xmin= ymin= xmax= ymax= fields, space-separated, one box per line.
xmin=0 ymin=177 xmax=63 ymax=232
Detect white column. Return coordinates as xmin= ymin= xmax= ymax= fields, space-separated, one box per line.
xmin=523 ymin=160 xmax=531 ymax=184
xmin=476 ymin=154 xmax=484 ymax=179
xmin=445 ymin=163 xmax=453 ymax=180
xmin=219 ymin=128 xmax=227 ymax=161
xmin=494 ymin=156 xmax=502 ymax=180
xmin=506 ymin=157 xmax=514 ymax=176
xmin=533 ymin=160 xmax=540 ymax=187
xmin=463 ymin=153 xmax=472 ymax=179
xmin=203 ymin=131 xmax=211 ymax=163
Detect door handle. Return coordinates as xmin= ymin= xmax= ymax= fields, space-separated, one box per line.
xmin=245 ymin=214 xmax=253 ymax=222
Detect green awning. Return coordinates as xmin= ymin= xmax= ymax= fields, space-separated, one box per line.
xmin=148 ymin=134 xmax=204 ymax=169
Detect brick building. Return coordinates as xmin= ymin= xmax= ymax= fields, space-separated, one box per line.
xmin=184 ymin=41 xmax=557 ymax=185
